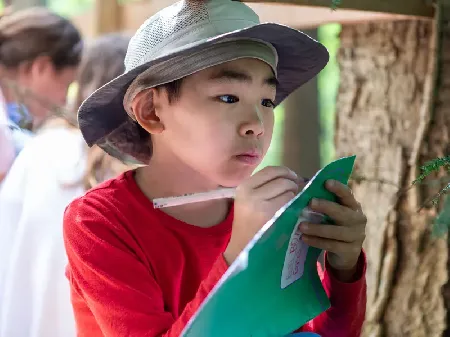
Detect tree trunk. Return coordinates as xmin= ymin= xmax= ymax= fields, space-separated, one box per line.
xmin=335 ymin=19 xmax=449 ymax=337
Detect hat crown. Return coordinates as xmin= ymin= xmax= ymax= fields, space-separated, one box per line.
xmin=124 ymin=0 xmax=260 ymax=72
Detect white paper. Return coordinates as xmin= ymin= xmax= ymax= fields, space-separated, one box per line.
xmin=281 ymin=208 xmax=326 ymax=289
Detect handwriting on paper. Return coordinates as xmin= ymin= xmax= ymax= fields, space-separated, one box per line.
xmin=281 ymin=208 xmax=326 ymax=289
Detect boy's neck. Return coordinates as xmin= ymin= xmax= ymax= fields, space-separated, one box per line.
xmin=138 ymin=154 xmax=220 ymax=198
xmin=134 ymin=155 xmax=230 ymax=228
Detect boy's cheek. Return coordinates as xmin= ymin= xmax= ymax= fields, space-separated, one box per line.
xmin=262 ymin=128 xmax=274 ymax=151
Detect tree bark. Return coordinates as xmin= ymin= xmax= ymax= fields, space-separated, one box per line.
xmin=335 ymin=19 xmax=449 ymax=337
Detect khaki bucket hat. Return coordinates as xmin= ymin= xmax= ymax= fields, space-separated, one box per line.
xmin=77 ymin=0 xmax=329 ymax=164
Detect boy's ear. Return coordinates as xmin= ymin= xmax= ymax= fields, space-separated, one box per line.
xmin=131 ymin=88 xmax=165 ymax=135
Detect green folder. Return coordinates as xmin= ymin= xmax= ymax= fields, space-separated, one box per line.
xmin=180 ymin=156 xmax=356 ymax=337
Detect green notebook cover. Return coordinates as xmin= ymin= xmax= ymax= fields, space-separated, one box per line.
xmin=180 ymin=155 xmax=356 ymax=337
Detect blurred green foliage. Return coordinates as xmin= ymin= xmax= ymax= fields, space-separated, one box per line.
xmin=256 ymin=105 xmax=285 ymax=171
xmin=413 ymin=157 xmax=450 ymax=236
xmin=317 ymin=23 xmax=341 ymax=167
xmin=47 ymin=0 xmax=93 ymax=17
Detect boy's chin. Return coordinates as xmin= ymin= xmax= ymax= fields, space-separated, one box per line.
xmin=215 ymin=172 xmax=253 ymax=188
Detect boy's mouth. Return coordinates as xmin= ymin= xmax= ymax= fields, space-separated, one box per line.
xmin=235 ymin=150 xmax=261 ymax=165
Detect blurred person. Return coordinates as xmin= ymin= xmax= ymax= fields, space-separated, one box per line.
xmin=0 ymin=33 xmax=131 ymax=337
xmin=0 ymin=7 xmax=82 ymax=180
xmin=0 ymin=89 xmax=14 ymax=182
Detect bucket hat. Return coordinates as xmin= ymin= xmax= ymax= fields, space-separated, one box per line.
xmin=78 ymin=0 xmax=329 ymax=164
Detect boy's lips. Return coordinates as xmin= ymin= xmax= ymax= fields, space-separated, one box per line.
xmin=234 ymin=150 xmax=262 ymax=165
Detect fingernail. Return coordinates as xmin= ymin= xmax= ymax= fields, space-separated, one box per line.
xmin=300 ymin=223 xmax=308 ymax=231
xmin=311 ymin=198 xmax=319 ymax=207
xmin=326 ymin=180 xmax=336 ymax=188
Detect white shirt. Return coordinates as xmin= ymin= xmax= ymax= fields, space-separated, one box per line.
xmin=0 ymin=126 xmax=86 ymax=337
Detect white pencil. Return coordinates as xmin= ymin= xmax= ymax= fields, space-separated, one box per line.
xmin=153 ymin=188 xmax=236 ymax=209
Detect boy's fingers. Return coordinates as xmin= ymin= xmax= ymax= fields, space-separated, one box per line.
xmin=325 ymin=180 xmax=360 ymax=211
xmin=301 ymin=235 xmax=351 ymax=254
xmin=248 ymin=166 xmax=298 ymax=189
xmin=297 ymin=179 xmax=308 ymax=192
xmin=269 ymin=190 xmax=297 ymax=208
xmin=254 ymin=177 xmax=299 ymax=200
xmin=310 ymin=198 xmax=362 ymax=226
xmin=299 ymin=223 xmax=363 ymax=243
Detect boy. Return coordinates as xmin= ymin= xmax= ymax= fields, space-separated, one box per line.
xmin=64 ymin=0 xmax=367 ymax=336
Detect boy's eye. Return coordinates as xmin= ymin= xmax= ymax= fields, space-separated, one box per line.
xmin=217 ymin=96 xmax=275 ymax=108
xmin=218 ymin=95 xmax=239 ymax=104
xmin=262 ymin=99 xmax=275 ymax=108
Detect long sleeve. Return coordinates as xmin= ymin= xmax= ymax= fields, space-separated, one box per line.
xmin=63 ymin=197 xmax=229 ymax=337
xmin=0 ymin=150 xmax=28 ymax=304
xmin=299 ymin=251 xmax=367 ymax=336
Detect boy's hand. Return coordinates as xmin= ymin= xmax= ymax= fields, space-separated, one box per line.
xmin=224 ymin=166 xmax=307 ymax=265
xmin=299 ymin=180 xmax=366 ymax=281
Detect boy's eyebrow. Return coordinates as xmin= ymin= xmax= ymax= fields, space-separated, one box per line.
xmin=208 ymin=68 xmax=279 ymax=88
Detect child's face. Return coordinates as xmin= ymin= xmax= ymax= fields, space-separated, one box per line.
xmin=23 ymin=57 xmax=77 ymax=122
xmin=152 ymin=58 xmax=277 ymax=187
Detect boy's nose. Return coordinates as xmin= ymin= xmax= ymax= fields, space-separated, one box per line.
xmin=238 ymin=107 xmax=264 ymax=138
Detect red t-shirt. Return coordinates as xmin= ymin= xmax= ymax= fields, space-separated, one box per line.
xmin=64 ymin=170 xmax=366 ymax=337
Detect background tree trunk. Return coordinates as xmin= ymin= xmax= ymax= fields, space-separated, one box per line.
xmin=335 ymin=19 xmax=449 ymax=337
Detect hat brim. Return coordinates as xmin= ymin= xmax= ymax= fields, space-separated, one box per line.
xmin=78 ymin=23 xmax=329 ymax=161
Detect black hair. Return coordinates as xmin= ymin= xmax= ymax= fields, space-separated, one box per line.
xmin=156 ymin=78 xmax=183 ymax=103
